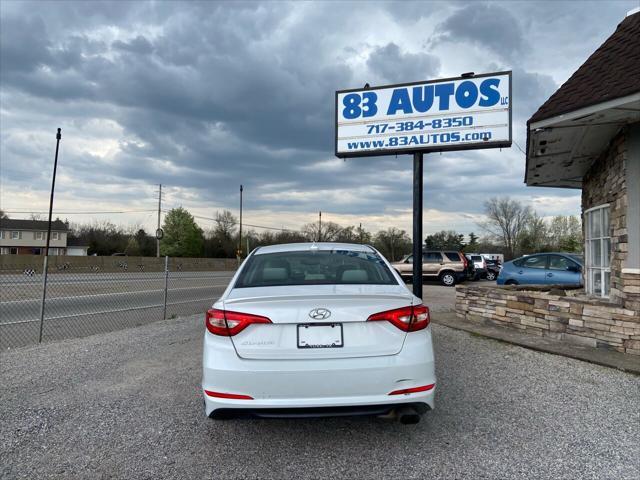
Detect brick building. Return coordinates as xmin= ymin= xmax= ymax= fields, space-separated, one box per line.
xmin=456 ymin=9 xmax=640 ymax=355
xmin=525 ymin=8 xmax=639 ymax=311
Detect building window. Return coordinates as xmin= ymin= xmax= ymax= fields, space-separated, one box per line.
xmin=32 ymin=248 xmax=42 ymax=255
xmin=51 ymin=232 xmax=60 ymax=240
xmin=585 ymin=204 xmax=610 ymax=298
xmin=35 ymin=231 xmax=44 ymax=240
xmin=11 ymin=231 xmax=21 ymax=240
xmin=10 ymin=247 xmax=18 ymax=254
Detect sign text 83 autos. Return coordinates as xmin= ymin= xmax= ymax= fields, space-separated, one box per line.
xmin=335 ymin=71 xmax=511 ymax=157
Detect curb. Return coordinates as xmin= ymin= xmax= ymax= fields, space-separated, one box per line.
xmin=431 ymin=311 xmax=640 ymax=375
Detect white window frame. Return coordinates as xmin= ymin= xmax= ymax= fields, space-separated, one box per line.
xmin=585 ymin=204 xmax=611 ymax=298
xmin=11 ymin=231 xmax=21 ymax=240
xmin=34 ymin=231 xmax=45 ymax=240
xmin=51 ymin=232 xmax=60 ymax=240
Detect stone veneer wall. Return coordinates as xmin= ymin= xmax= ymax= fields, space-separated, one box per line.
xmin=582 ymin=128 xmax=640 ymax=310
xmin=456 ymin=284 xmax=640 ymax=355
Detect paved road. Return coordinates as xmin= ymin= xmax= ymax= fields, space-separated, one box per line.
xmin=1 ymin=313 xmax=638 ymax=480
xmin=0 ymin=272 xmax=235 ymax=349
xmin=0 ymin=271 xmax=470 ymax=349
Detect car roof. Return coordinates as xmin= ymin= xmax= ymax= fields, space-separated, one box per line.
xmin=254 ymin=242 xmax=375 ymax=255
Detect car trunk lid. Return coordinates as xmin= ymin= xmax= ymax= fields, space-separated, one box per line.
xmin=224 ymin=284 xmax=415 ymax=360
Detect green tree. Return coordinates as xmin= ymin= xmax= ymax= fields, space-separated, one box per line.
xmin=160 ymin=207 xmax=204 ymax=257
xmin=373 ymin=227 xmax=412 ymax=262
xmin=466 ymin=232 xmax=479 ymax=252
xmin=548 ymin=215 xmax=582 ymax=252
xmin=425 ymin=230 xmax=465 ymax=250
xmin=519 ymin=212 xmax=549 ymax=254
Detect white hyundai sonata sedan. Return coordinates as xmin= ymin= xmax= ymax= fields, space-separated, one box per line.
xmin=202 ymin=242 xmax=436 ymax=423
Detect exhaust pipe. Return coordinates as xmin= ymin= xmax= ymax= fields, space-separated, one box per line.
xmin=395 ymin=406 xmax=420 ymax=425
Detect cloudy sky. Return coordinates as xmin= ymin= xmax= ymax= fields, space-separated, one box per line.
xmin=1 ymin=0 xmax=637 ymax=236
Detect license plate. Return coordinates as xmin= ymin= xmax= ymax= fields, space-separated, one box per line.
xmin=297 ymin=323 xmax=343 ymax=349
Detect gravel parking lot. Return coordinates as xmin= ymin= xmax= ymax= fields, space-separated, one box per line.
xmin=2 ymin=306 xmax=638 ymax=479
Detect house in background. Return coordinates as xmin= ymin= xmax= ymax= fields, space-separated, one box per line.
xmin=525 ymin=7 xmax=639 ymax=311
xmin=66 ymin=238 xmax=90 ymax=256
xmin=0 ymin=219 xmax=70 ymax=255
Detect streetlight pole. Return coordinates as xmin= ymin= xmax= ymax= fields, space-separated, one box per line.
xmin=156 ymin=184 xmax=162 ymax=257
xmin=38 ymin=128 xmax=62 ymax=343
xmin=238 ymin=185 xmax=243 ymax=259
xmin=318 ymin=211 xmax=322 ymax=242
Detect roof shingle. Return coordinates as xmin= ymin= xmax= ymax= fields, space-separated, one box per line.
xmin=529 ymin=11 xmax=640 ymax=124
xmin=0 ymin=219 xmax=69 ymax=231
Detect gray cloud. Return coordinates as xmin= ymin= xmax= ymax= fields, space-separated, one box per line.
xmin=1 ymin=0 xmax=635 ymax=231
xmin=435 ymin=3 xmax=526 ymax=61
xmin=367 ymin=42 xmax=440 ymax=84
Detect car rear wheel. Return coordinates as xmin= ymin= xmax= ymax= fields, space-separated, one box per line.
xmin=439 ymin=271 xmax=456 ymax=287
xmin=486 ymin=271 xmax=497 ymax=281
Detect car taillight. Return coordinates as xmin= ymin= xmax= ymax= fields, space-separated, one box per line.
xmin=389 ymin=384 xmax=435 ymax=395
xmin=205 ymin=308 xmax=271 ymax=336
xmin=367 ymin=305 xmax=430 ymax=332
xmin=461 ymin=254 xmax=468 ymax=268
xmin=204 ymin=390 xmax=253 ymax=400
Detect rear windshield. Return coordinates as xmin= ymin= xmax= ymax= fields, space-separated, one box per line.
xmin=444 ymin=252 xmax=461 ymax=261
xmin=471 ymin=255 xmax=483 ymax=261
xmin=234 ymin=250 xmax=398 ymax=288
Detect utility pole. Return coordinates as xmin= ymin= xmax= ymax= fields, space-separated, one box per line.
xmin=359 ymin=222 xmax=363 ymax=244
xmin=238 ymin=185 xmax=243 ymax=259
xmin=38 ymin=128 xmax=62 ymax=343
xmin=156 ymin=184 xmax=162 ymax=257
xmin=318 ymin=211 xmax=322 ymax=242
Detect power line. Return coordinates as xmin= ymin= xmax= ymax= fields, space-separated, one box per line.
xmin=4 ymin=209 xmax=156 ymax=215
xmin=167 ymin=210 xmax=297 ymax=232
xmin=513 ymin=141 xmax=526 ymax=155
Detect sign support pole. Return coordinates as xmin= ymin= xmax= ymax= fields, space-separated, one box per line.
xmin=412 ymin=152 xmax=423 ymax=299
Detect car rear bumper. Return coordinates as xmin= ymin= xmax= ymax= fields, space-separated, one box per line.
xmin=202 ymin=328 xmax=436 ymax=416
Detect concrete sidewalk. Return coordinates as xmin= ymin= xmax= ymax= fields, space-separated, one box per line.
xmin=432 ymin=312 xmax=640 ymax=375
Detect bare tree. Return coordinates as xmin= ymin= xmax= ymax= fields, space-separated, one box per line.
xmin=478 ymin=197 xmax=532 ymax=259
xmin=214 ymin=210 xmax=237 ymax=240
xmin=301 ymin=221 xmax=343 ymax=242
xmin=0 ymin=209 xmax=8 ymax=220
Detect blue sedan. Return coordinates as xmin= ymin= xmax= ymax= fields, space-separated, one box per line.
xmin=497 ymin=253 xmax=583 ymax=286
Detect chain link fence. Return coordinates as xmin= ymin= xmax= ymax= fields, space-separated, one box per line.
xmin=0 ymin=255 xmax=236 ymax=350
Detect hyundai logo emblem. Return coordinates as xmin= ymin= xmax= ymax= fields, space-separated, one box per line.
xmin=309 ymin=308 xmax=331 ymax=320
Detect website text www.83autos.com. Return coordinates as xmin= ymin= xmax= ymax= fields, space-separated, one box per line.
xmin=345 ymin=116 xmax=493 ymax=150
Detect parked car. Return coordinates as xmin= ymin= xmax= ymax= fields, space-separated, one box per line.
xmin=465 ymin=254 xmax=487 ymax=280
xmin=202 ymin=242 xmax=436 ymax=423
xmin=484 ymin=259 xmax=502 ymax=281
xmin=497 ymin=253 xmax=583 ymax=286
xmin=391 ymin=250 xmax=468 ymax=286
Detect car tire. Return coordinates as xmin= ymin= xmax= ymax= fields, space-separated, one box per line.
xmin=439 ymin=271 xmax=456 ymax=287
xmin=505 ymin=279 xmax=518 ymax=286
xmin=486 ymin=271 xmax=497 ymax=281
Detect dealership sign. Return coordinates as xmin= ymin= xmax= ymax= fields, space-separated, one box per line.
xmin=335 ymin=71 xmax=512 ymax=157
